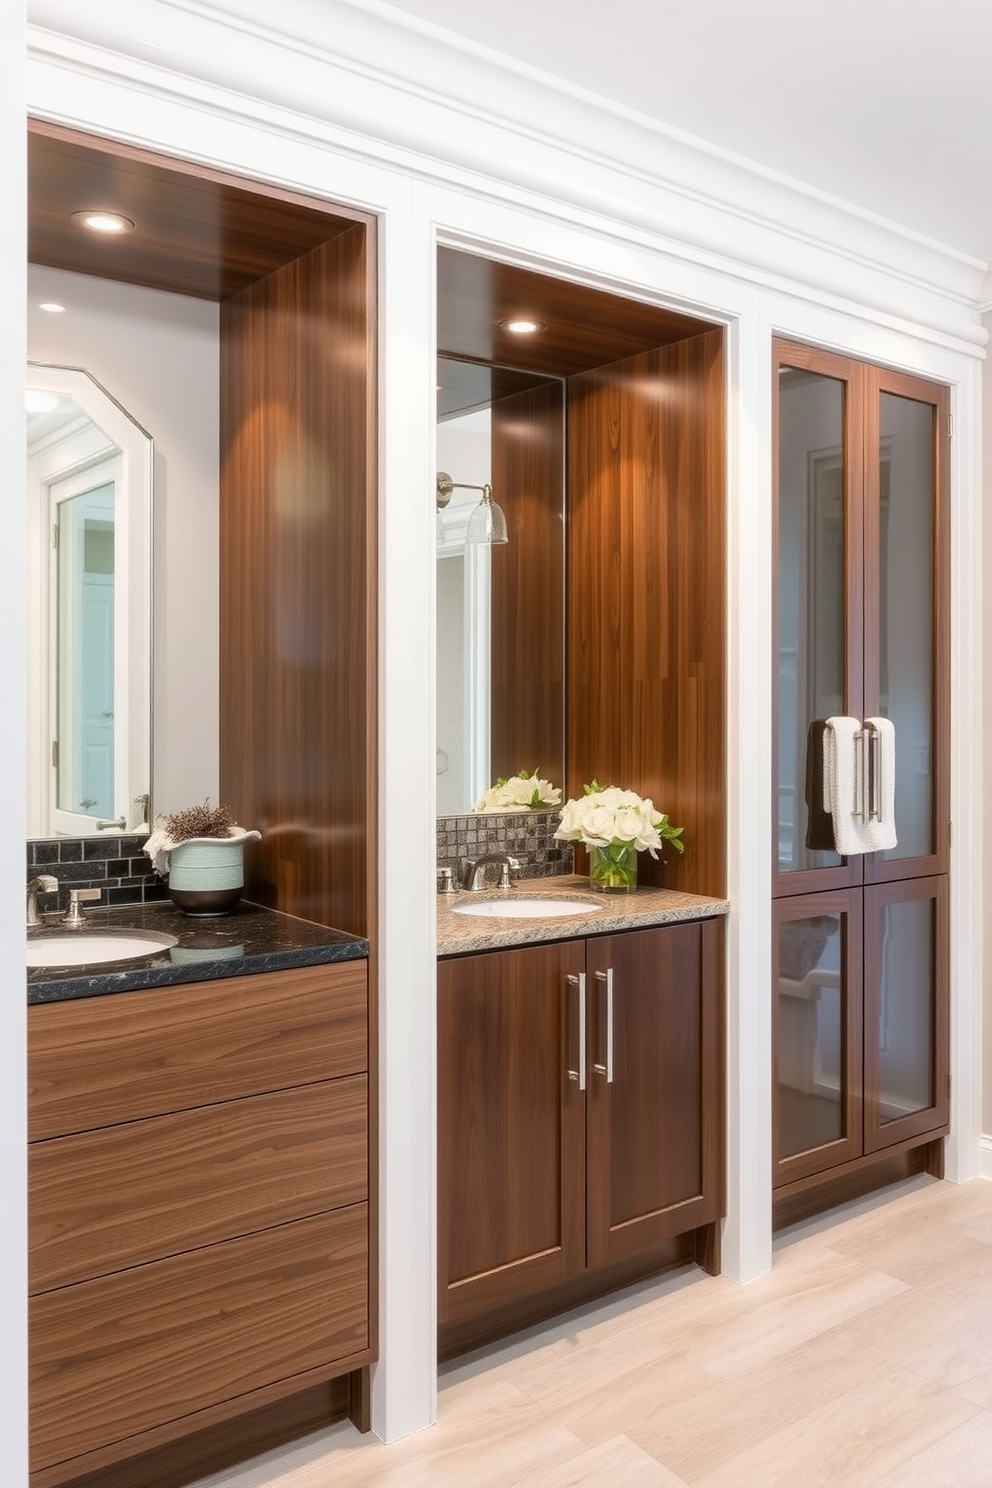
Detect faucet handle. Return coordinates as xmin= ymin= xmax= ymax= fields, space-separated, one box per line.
xmin=62 ymin=887 xmax=101 ymax=926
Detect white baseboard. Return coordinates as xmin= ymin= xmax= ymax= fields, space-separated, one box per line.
xmin=980 ymin=1136 xmax=992 ymax=1180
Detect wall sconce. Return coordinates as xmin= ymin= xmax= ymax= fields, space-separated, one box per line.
xmin=436 ymin=471 xmax=508 ymax=546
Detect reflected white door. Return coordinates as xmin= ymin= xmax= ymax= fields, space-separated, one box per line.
xmin=49 ymin=461 xmax=119 ymax=834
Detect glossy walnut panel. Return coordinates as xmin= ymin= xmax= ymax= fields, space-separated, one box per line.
xmin=220 ymin=223 xmax=377 ymax=937
xmin=490 ymin=380 xmax=565 ymax=783
xmin=438 ymin=248 xmax=713 ymax=376
xmin=30 ymin=1076 xmax=368 ymax=1293
xmin=28 ymin=122 xmax=362 ymax=300
xmin=567 ymin=328 xmax=726 ymax=895
xmin=28 ymin=962 xmax=368 ymax=1140
xmin=30 ymin=1207 xmax=368 ymax=1475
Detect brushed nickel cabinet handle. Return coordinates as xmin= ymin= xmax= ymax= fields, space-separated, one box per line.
xmin=593 ymin=967 xmax=614 ymax=1083
xmin=566 ymin=972 xmax=586 ymax=1091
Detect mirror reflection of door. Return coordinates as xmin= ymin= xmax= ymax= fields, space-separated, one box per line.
xmin=26 ymin=363 xmax=153 ymax=840
xmin=50 ymin=458 xmax=120 ymax=833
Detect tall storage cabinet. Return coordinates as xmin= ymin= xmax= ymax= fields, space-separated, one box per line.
xmin=772 ymin=340 xmax=950 ymax=1216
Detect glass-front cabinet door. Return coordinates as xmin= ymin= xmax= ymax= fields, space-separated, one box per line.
xmin=863 ymin=877 xmax=949 ymax=1152
xmin=774 ymin=347 xmax=863 ymax=895
xmin=863 ymin=368 xmax=949 ymax=883
xmin=773 ymin=892 xmax=863 ymax=1185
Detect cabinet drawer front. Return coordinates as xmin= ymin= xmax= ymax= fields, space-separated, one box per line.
xmin=31 ymin=1076 xmax=368 ymax=1293
xmin=30 ymin=1206 xmax=368 ymax=1474
xmin=29 ymin=961 xmax=367 ymax=1139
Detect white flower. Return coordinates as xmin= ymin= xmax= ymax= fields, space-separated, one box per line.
xmin=554 ymin=781 xmax=684 ymax=858
xmin=472 ymin=770 xmax=562 ymax=813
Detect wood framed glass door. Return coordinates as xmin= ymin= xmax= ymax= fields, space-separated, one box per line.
xmin=772 ymin=338 xmax=949 ymax=1191
xmin=773 ymin=891 xmax=863 ymax=1186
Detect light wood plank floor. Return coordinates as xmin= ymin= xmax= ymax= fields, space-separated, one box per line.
xmin=194 ymin=1176 xmax=992 ymax=1488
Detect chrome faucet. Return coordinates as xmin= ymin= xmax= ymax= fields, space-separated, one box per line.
xmin=461 ymin=853 xmax=520 ymax=892
xmin=26 ymin=874 xmax=59 ymax=927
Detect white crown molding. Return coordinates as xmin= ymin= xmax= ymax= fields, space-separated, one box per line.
xmin=26 ymin=0 xmax=988 ymax=348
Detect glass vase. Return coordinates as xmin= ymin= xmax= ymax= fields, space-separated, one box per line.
xmin=588 ymin=842 xmax=638 ymax=893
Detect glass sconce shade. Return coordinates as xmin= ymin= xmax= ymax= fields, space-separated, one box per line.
xmin=466 ymin=487 xmax=508 ymax=545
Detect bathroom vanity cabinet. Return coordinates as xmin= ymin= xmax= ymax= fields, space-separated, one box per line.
xmin=28 ymin=960 xmax=371 ymax=1488
xmin=437 ymin=918 xmax=724 ymax=1358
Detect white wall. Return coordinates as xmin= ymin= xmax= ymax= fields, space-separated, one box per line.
xmin=27 ymin=265 xmax=220 ymax=818
xmin=2 ymin=0 xmax=27 ymax=1479
xmin=984 ymin=306 xmax=992 ymax=1164
xmin=6 ymin=0 xmax=986 ymax=1464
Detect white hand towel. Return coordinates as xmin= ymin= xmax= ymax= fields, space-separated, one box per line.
xmin=823 ymin=717 xmax=863 ymax=855
xmin=862 ymin=716 xmax=897 ymax=852
xmin=822 ymin=715 xmax=897 ymax=856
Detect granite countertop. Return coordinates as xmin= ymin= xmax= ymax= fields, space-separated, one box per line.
xmin=27 ymin=899 xmax=369 ymax=1004
xmin=437 ymin=874 xmax=730 ymax=957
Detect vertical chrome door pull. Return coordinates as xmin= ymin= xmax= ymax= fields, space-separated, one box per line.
xmin=566 ymin=972 xmax=586 ymax=1091
xmin=593 ymin=967 xmax=614 ymax=1083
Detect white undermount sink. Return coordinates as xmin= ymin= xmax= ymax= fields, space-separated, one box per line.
xmin=26 ymin=930 xmax=179 ymax=968
xmin=451 ymin=896 xmax=601 ymax=919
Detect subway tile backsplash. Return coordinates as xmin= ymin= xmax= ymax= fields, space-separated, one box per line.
xmin=436 ymin=810 xmax=573 ymax=882
xmin=27 ymin=834 xmax=169 ymax=914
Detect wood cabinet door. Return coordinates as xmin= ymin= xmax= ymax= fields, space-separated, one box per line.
xmin=585 ymin=921 xmax=723 ymax=1269
xmin=437 ymin=942 xmax=586 ymax=1325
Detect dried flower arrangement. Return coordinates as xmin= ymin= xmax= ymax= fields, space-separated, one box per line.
xmin=160 ymin=800 xmax=236 ymax=844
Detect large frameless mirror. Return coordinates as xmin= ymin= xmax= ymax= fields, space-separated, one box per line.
xmin=26 ymin=363 xmax=152 ymax=838
xmin=436 ymin=358 xmax=565 ymax=814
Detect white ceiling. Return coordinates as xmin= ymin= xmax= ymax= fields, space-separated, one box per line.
xmin=379 ymin=0 xmax=992 ymax=272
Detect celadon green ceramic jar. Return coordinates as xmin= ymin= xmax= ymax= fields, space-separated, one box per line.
xmin=167 ymin=830 xmax=261 ymax=916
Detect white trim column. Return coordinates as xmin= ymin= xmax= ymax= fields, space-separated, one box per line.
xmin=1 ymin=0 xmax=29 ymax=1479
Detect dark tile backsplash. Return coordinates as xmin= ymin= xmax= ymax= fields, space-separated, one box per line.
xmin=27 ymin=834 xmax=169 ymax=914
xmin=436 ymin=810 xmax=573 ymax=883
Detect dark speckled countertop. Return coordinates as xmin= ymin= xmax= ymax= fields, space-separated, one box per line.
xmin=437 ymin=874 xmax=729 ymax=957
xmin=27 ymin=899 xmax=368 ymax=1004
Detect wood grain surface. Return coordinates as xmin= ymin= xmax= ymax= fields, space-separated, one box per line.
xmin=30 ymin=1207 xmax=369 ymax=1473
xmin=567 ymin=328 xmax=726 ymax=897
xmin=220 ymin=223 xmax=377 ymax=940
xmin=30 ymin=1075 xmax=368 ymax=1292
xmin=585 ymin=920 xmax=723 ymax=1268
xmin=490 ymin=380 xmax=566 ymax=785
xmin=29 ymin=121 xmax=361 ymax=300
xmin=28 ymin=961 xmax=367 ymax=1140
xmin=438 ymin=247 xmax=716 ymax=376
xmin=437 ymin=941 xmax=587 ymax=1324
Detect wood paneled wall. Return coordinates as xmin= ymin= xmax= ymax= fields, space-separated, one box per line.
xmin=220 ymin=225 xmax=376 ymax=936
xmin=490 ymin=382 xmax=565 ymax=785
xmin=566 ymin=328 xmax=726 ymax=896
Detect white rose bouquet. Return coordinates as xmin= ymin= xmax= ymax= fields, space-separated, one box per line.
xmin=555 ymin=780 xmax=684 ymax=890
xmin=472 ymin=768 xmax=562 ymax=814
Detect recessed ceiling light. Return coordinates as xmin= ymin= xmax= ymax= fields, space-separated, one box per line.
xmin=38 ymin=302 xmax=66 ymax=314
xmin=500 ymin=318 xmax=545 ymax=335
xmin=25 ymin=390 xmax=60 ymax=414
xmin=70 ymin=210 xmax=136 ymax=235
